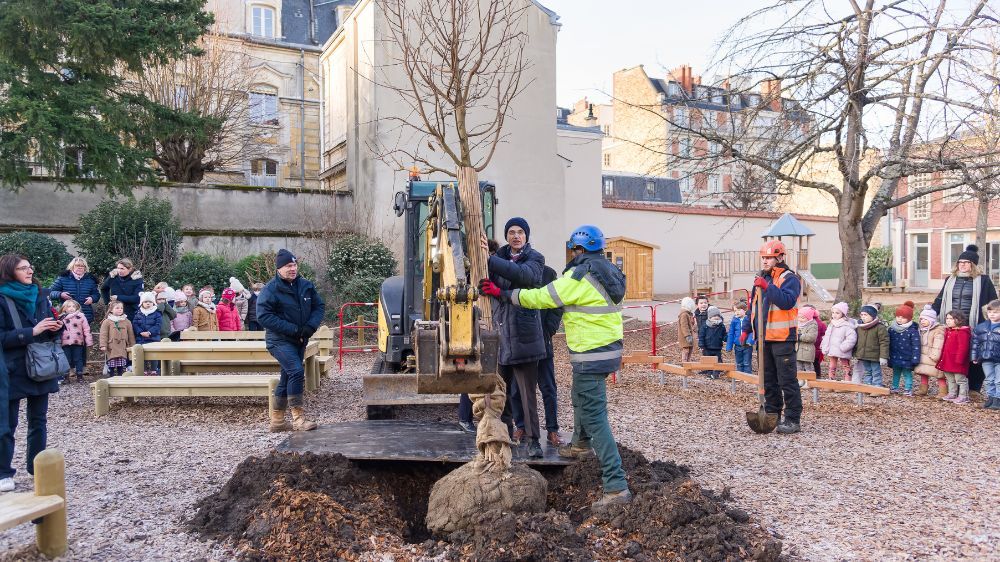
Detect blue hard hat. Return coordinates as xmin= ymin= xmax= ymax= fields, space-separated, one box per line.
xmin=566 ymin=225 xmax=605 ymax=251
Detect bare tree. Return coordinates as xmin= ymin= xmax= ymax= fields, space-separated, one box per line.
xmin=126 ymin=32 xmax=269 ymax=183
xmin=614 ymin=1 xmax=1000 ymax=305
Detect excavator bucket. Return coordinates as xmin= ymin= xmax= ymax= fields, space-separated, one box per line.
xmin=414 ymin=322 xmax=499 ymax=394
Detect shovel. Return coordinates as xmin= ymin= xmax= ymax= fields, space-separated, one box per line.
xmin=746 ymin=287 xmax=778 ymax=434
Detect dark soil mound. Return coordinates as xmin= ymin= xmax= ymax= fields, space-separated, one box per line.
xmin=190 ymin=447 xmax=781 ymax=561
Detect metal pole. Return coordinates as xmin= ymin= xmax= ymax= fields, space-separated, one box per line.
xmin=299 ymin=49 xmax=306 ymax=189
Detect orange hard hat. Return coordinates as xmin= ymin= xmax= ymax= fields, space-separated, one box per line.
xmin=760 ymin=239 xmax=786 ymax=258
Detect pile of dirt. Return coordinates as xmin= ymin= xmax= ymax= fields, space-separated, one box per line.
xmin=190 ymin=448 xmax=781 ymax=561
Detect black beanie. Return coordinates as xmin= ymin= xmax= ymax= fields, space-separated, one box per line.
xmin=504 ymin=217 xmax=530 ymax=241
xmin=275 ymin=248 xmax=297 ymax=269
xmin=957 ymin=244 xmax=980 ymax=265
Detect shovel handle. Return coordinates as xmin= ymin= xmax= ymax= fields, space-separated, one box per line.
xmin=755 ymin=287 xmax=766 ymax=396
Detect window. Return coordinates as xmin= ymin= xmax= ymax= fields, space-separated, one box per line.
xmin=250 ymin=91 xmax=279 ymax=125
xmin=603 ymin=178 xmax=614 ymax=197
xmin=949 ymin=232 xmax=972 ymax=266
xmin=674 ymin=108 xmax=688 ymax=128
xmin=602 ymin=124 xmax=610 ymax=136
xmin=252 ymin=6 xmax=275 ymax=37
xmin=709 ymin=142 xmax=721 ymax=157
xmin=709 ymin=175 xmax=721 ymax=193
xmin=909 ymin=194 xmax=931 ymax=220
xmin=250 ymin=158 xmax=278 ymax=187
xmin=646 ymin=180 xmax=655 ymax=198
xmin=680 ymin=138 xmax=692 ymax=157
xmin=711 ymin=90 xmax=724 ymax=105
xmin=603 ymin=153 xmax=611 ymax=167
xmin=667 ymin=82 xmax=682 ymax=97
xmin=679 ymin=176 xmax=692 ymax=192
xmin=695 ymin=86 xmax=711 ymax=101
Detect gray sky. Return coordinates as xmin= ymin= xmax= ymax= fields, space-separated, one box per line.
xmin=542 ymin=0 xmax=764 ymax=107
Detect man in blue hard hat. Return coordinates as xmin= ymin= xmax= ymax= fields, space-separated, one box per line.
xmin=480 ymin=225 xmax=631 ymax=512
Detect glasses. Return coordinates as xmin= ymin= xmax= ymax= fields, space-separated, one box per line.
xmin=15 ymin=265 xmax=34 ymax=272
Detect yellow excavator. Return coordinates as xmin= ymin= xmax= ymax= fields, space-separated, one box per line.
xmin=365 ymin=177 xmax=500 ymax=419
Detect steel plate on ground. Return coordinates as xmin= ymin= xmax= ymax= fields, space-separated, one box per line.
xmin=276 ymin=420 xmax=573 ymax=466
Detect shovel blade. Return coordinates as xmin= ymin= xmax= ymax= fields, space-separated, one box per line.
xmin=745 ymin=408 xmax=779 ymax=434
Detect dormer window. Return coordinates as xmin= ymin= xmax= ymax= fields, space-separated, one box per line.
xmin=667 ymin=82 xmax=682 ymax=97
xmin=252 ymin=6 xmax=275 ymax=38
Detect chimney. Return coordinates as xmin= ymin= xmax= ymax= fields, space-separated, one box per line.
xmin=761 ymin=79 xmax=782 ymax=111
xmin=335 ymin=5 xmax=353 ymax=29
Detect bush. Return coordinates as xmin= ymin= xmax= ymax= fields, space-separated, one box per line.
xmin=73 ymin=196 xmax=182 ymax=283
xmin=234 ymin=251 xmax=317 ymax=286
xmin=866 ymin=246 xmax=893 ymax=287
xmin=0 ymin=231 xmax=71 ymax=287
xmin=327 ymin=234 xmax=397 ymax=316
xmin=167 ymin=253 xmax=237 ymax=293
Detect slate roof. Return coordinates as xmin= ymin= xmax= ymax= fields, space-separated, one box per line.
xmin=603 ymin=173 xmax=682 ymax=204
xmin=280 ymin=0 xmax=350 ymax=46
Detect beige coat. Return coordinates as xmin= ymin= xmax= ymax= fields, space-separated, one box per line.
xmin=99 ymin=317 xmax=135 ymax=360
xmin=192 ymin=303 xmax=219 ymax=331
xmin=796 ymin=319 xmax=818 ymax=363
xmin=678 ymin=309 xmax=697 ymax=349
xmin=914 ymin=325 xmax=946 ymax=378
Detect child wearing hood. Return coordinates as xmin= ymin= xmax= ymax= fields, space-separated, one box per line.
xmin=888 ymin=301 xmax=921 ymax=395
xmin=133 ymin=291 xmax=162 ymax=375
xmin=229 ymin=277 xmax=250 ymax=324
xmin=59 ymin=299 xmax=93 ymax=383
xmin=678 ymin=297 xmax=698 ymax=362
xmin=726 ymin=301 xmax=753 ymax=374
xmin=914 ymin=305 xmax=946 ymax=397
xmin=216 ymin=288 xmax=243 ymax=331
xmin=820 ymin=302 xmax=856 ymax=381
xmin=937 ymin=310 xmax=972 ymax=404
xmin=855 ymin=304 xmax=889 ymax=386
xmin=699 ymin=305 xmax=727 ymax=378
xmin=170 ymin=290 xmax=193 ymax=333
xmin=796 ymin=307 xmax=818 ymax=374
xmin=192 ymin=289 xmax=219 ymax=331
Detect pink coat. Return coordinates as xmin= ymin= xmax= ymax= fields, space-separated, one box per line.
xmin=820 ymin=318 xmax=857 ymax=359
xmin=60 ymin=311 xmax=94 ymax=347
xmin=171 ymin=310 xmax=193 ymax=332
xmin=216 ymin=302 xmax=242 ymax=331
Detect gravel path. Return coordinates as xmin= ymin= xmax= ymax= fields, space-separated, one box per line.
xmin=2 ymin=332 xmax=998 ymax=560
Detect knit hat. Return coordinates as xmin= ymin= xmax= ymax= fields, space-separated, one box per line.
xmin=221 ymin=288 xmax=236 ymax=301
xmin=919 ymin=304 xmax=938 ymax=324
xmin=707 ymin=305 xmax=722 ymax=319
xmin=895 ymin=300 xmax=915 ymax=321
xmin=504 ymin=217 xmax=530 ymax=241
xmin=139 ymin=291 xmax=156 ymax=305
xmin=832 ymin=302 xmax=849 ymax=317
xmin=275 ymin=248 xmax=297 ymax=269
xmin=229 ymin=277 xmax=245 ymax=294
xmin=957 ymin=244 xmax=980 ymax=265
xmin=199 ymin=289 xmax=213 ymax=300
xmin=860 ymin=305 xmax=878 ymax=319
xmin=172 ymin=290 xmax=188 ymax=303
xmin=680 ymin=297 xmax=695 ymax=313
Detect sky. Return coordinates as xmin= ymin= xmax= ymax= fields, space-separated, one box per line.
xmin=541 ymin=0 xmax=766 ymax=107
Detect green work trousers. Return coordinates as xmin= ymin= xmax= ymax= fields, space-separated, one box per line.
xmin=571 ymin=372 xmax=628 ymax=493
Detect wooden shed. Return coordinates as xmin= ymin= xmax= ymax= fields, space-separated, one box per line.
xmin=606 ymin=236 xmax=658 ymax=300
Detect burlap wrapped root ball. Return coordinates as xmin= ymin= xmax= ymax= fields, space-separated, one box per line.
xmin=425 ymin=462 xmax=548 ymax=534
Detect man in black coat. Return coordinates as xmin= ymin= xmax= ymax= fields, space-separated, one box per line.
xmin=483 ymin=217 xmax=546 ymax=458
xmin=257 ymin=249 xmax=326 ymax=432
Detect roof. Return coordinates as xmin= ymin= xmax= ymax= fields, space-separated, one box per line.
xmin=761 ymin=213 xmax=816 ymax=237
xmin=606 ymin=236 xmax=661 ymax=250
xmin=531 ymin=1 xmax=561 ymax=26
xmin=280 ymin=0 xmax=347 ymax=46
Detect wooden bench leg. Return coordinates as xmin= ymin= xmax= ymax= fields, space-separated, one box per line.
xmin=730 ymin=379 xmax=737 ymax=393
xmin=268 ymin=378 xmax=278 ymax=414
xmin=659 ymin=371 xmax=665 ymax=385
xmin=856 ymin=393 xmax=864 ymax=406
xmin=304 ymin=360 xmax=315 ymax=393
xmin=681 ymin=375 xmax=688 ymax=389
xmin=93 ymin=379 xmax=109 ymax=417
xmin=34 ymin=450 xmax=66 ymax=558
xmin=812 ymin=387 xmax=819 ymax=404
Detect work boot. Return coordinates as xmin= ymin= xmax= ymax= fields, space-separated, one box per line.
xmin=776 ymin=419 xmax=801 ymax=434
xmin=291 ymin=407 xmax=318 ymax=431
xmin=269 ymin=409 xmax=292 ymax=432
xmin=558 ymin=442 xmax=593 ymax=459
xmin=511 ymin=428 xmax=525 ymax=445
xmin=988 ymin=398 xmax=1000 ymax=411
xmin=591 ymin=489 xmax=632 ymax=512
xmin=983 ymin=397 xmax=994 ymax=409
xmin=76 ymin=372 xmax=85 ymax=383
xmin=458 ymin=420 xmax=476 ymax=434
xmin=527 ymin=439 xmax=543 ymax=459
xmin=915 ymin=383 xmax=928 ymax=397
xmin=547 ymin=431 xmax=563 ymax=447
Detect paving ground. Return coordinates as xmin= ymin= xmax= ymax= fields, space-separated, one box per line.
xmin=1 ymin=329 xmax=997 ymax=561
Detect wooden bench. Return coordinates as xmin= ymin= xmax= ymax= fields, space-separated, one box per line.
xmin=317 ymin=355 xmax=334 ymax=373
xmin=0 ymin=449 xmax=66 ymax=558
xmin=804 ymin=379 xmax=890 ymax=405
xmin=180 ymin=330 xmax=266 ymax=340
xmin=725 ymin=370 xmax=817 ymax=392
xmin=91 ymin=375 xmax=280 ymax=417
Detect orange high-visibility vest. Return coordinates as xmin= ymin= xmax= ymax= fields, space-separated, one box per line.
xmin=751 ymin=265 xmax=799 ymax=343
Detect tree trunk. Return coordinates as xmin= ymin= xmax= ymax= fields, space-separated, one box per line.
xmin=458 ymin=165 xmax=491 ymax=325
xmin=837 ymin=214 xmax=866 ymax=311
xmin=976 ymin=193 xmax=989 ymax=252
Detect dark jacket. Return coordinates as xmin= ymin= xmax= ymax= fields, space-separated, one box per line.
xmin=0 ymin=288 xmax=60 ymax=399
xmin=699 ymin=320 xmax=726 ymax=353
xmin=488 ymin=243 xmax=546 ymax=365
xmin=725 ymin=315 xmax=754 ymax=351
xmin=157 ymin=302 xmax=176 ymax=338
xmin=539 ymin=266 xmax=563 ymax=358
xmin=100 ymin=269 xmax=144 ymax=321
xmin=49 ymin=271 xmax=101 ymax=322
xmin=256 ymin=274 xmax=326 ymax=345
xmin=971 ymin=321 xmax=1000 ymax=363
xmin=132 ymin=308 xmax=162 ymax=345
xmin=694 ymin=309 xmax=708 ymax=343
xmin=245 ymin=292 xmax=259 ymax=328
xmin=932 ymin=274 xmax=998 ymax=328
xmin=855 ymin=321 xmax=889 ymax=362
xmin=888 ymin=322 xmax=921 ymax=369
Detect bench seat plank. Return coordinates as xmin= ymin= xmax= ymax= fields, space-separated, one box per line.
xmin=806 ymin=379 xmax=890 ymax=395
xmin=0 ymin=494 xmax=64 ymax=532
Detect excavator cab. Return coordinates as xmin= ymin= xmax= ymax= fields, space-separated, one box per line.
xmin=366 ymin=179 xmax=499 ymax=418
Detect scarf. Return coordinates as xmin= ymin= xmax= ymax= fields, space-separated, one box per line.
xmin=831 ymin=316 xmax=849 ymax=328
xmin=106 ymin=314 xmax=126 ymax=323
xmin=0 ymin=281 xmax=39 ymax=317
xmin=174 ymin=305 xmax=190 ymax=314
xmin=707 ymin=316 xmax=723 ymax=327
xmin=858 ymin=317 xmax=880 ymax=330
xmin=139 ymin=305 xmax=158 ymax=316
xmin=72 ymin=270 xmax=84 ymax=281
xmin=198 ymin=301 xmax=216 ymax=313
xmin=919 ymin=320 xmax=937 ymax=333
xmin=940 ymin=274 xmax=983 ymax=327
xmin=891 ymin=320 xmax=913 ymax=333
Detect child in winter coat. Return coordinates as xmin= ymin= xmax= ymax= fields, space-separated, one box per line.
xmin=133 ymin=292 xmax=162 ymax=375
xmin=245 ymin=282 xmax=263 ymax=331
xmin=726 ymin=301 xmax=754 ymax=374
xmin=170 ymin=290 xmax=193 ymax=333
xmin=154 ymin=286 xmax=177 ymax=341
xmin=796 ymin=307 xmax=818 ymax=374
xmin=821 ymin=302 xmax=857 ymax=380
xmin=216 ymin=288 xmax=243 ymax=331
xmin=678 ymin=297 xmax=698 ymax=362
xmin=855 ymin=304 xmax=889 ymax=386
xmin=192 ymin=289 xmax=219 ymax=332
xmin=699 ymin=306 xmax=726 ymax=377
xmin=695 ymin=295 xmax=709 ymax=357
xmin=937 ymin=310 xmax=972 ymax=403
xmin=59 ymin=299 xmax=93 ymax=383
xmin=971 ymin=299 xmax=1000 ymax=410
xmin=229 ymin=277 xmax=250 ymax=324
xmin=802 ymin=304 xmax=826 ymax=375
xmin=914 ymin=305 xmax=947 ymax=397
xmin=887 ymin=301 xmax=921 ymax=396
xmin=99 ymin=300 xmax=134 ymax=377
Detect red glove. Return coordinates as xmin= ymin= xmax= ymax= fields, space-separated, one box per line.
xmin=753 ymin=276 xmax=769 ymax=291
xmin=479 ymin=279 xmax=501 ymax=298
xmin=739 ymin=332 xmax=748 ymax=346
